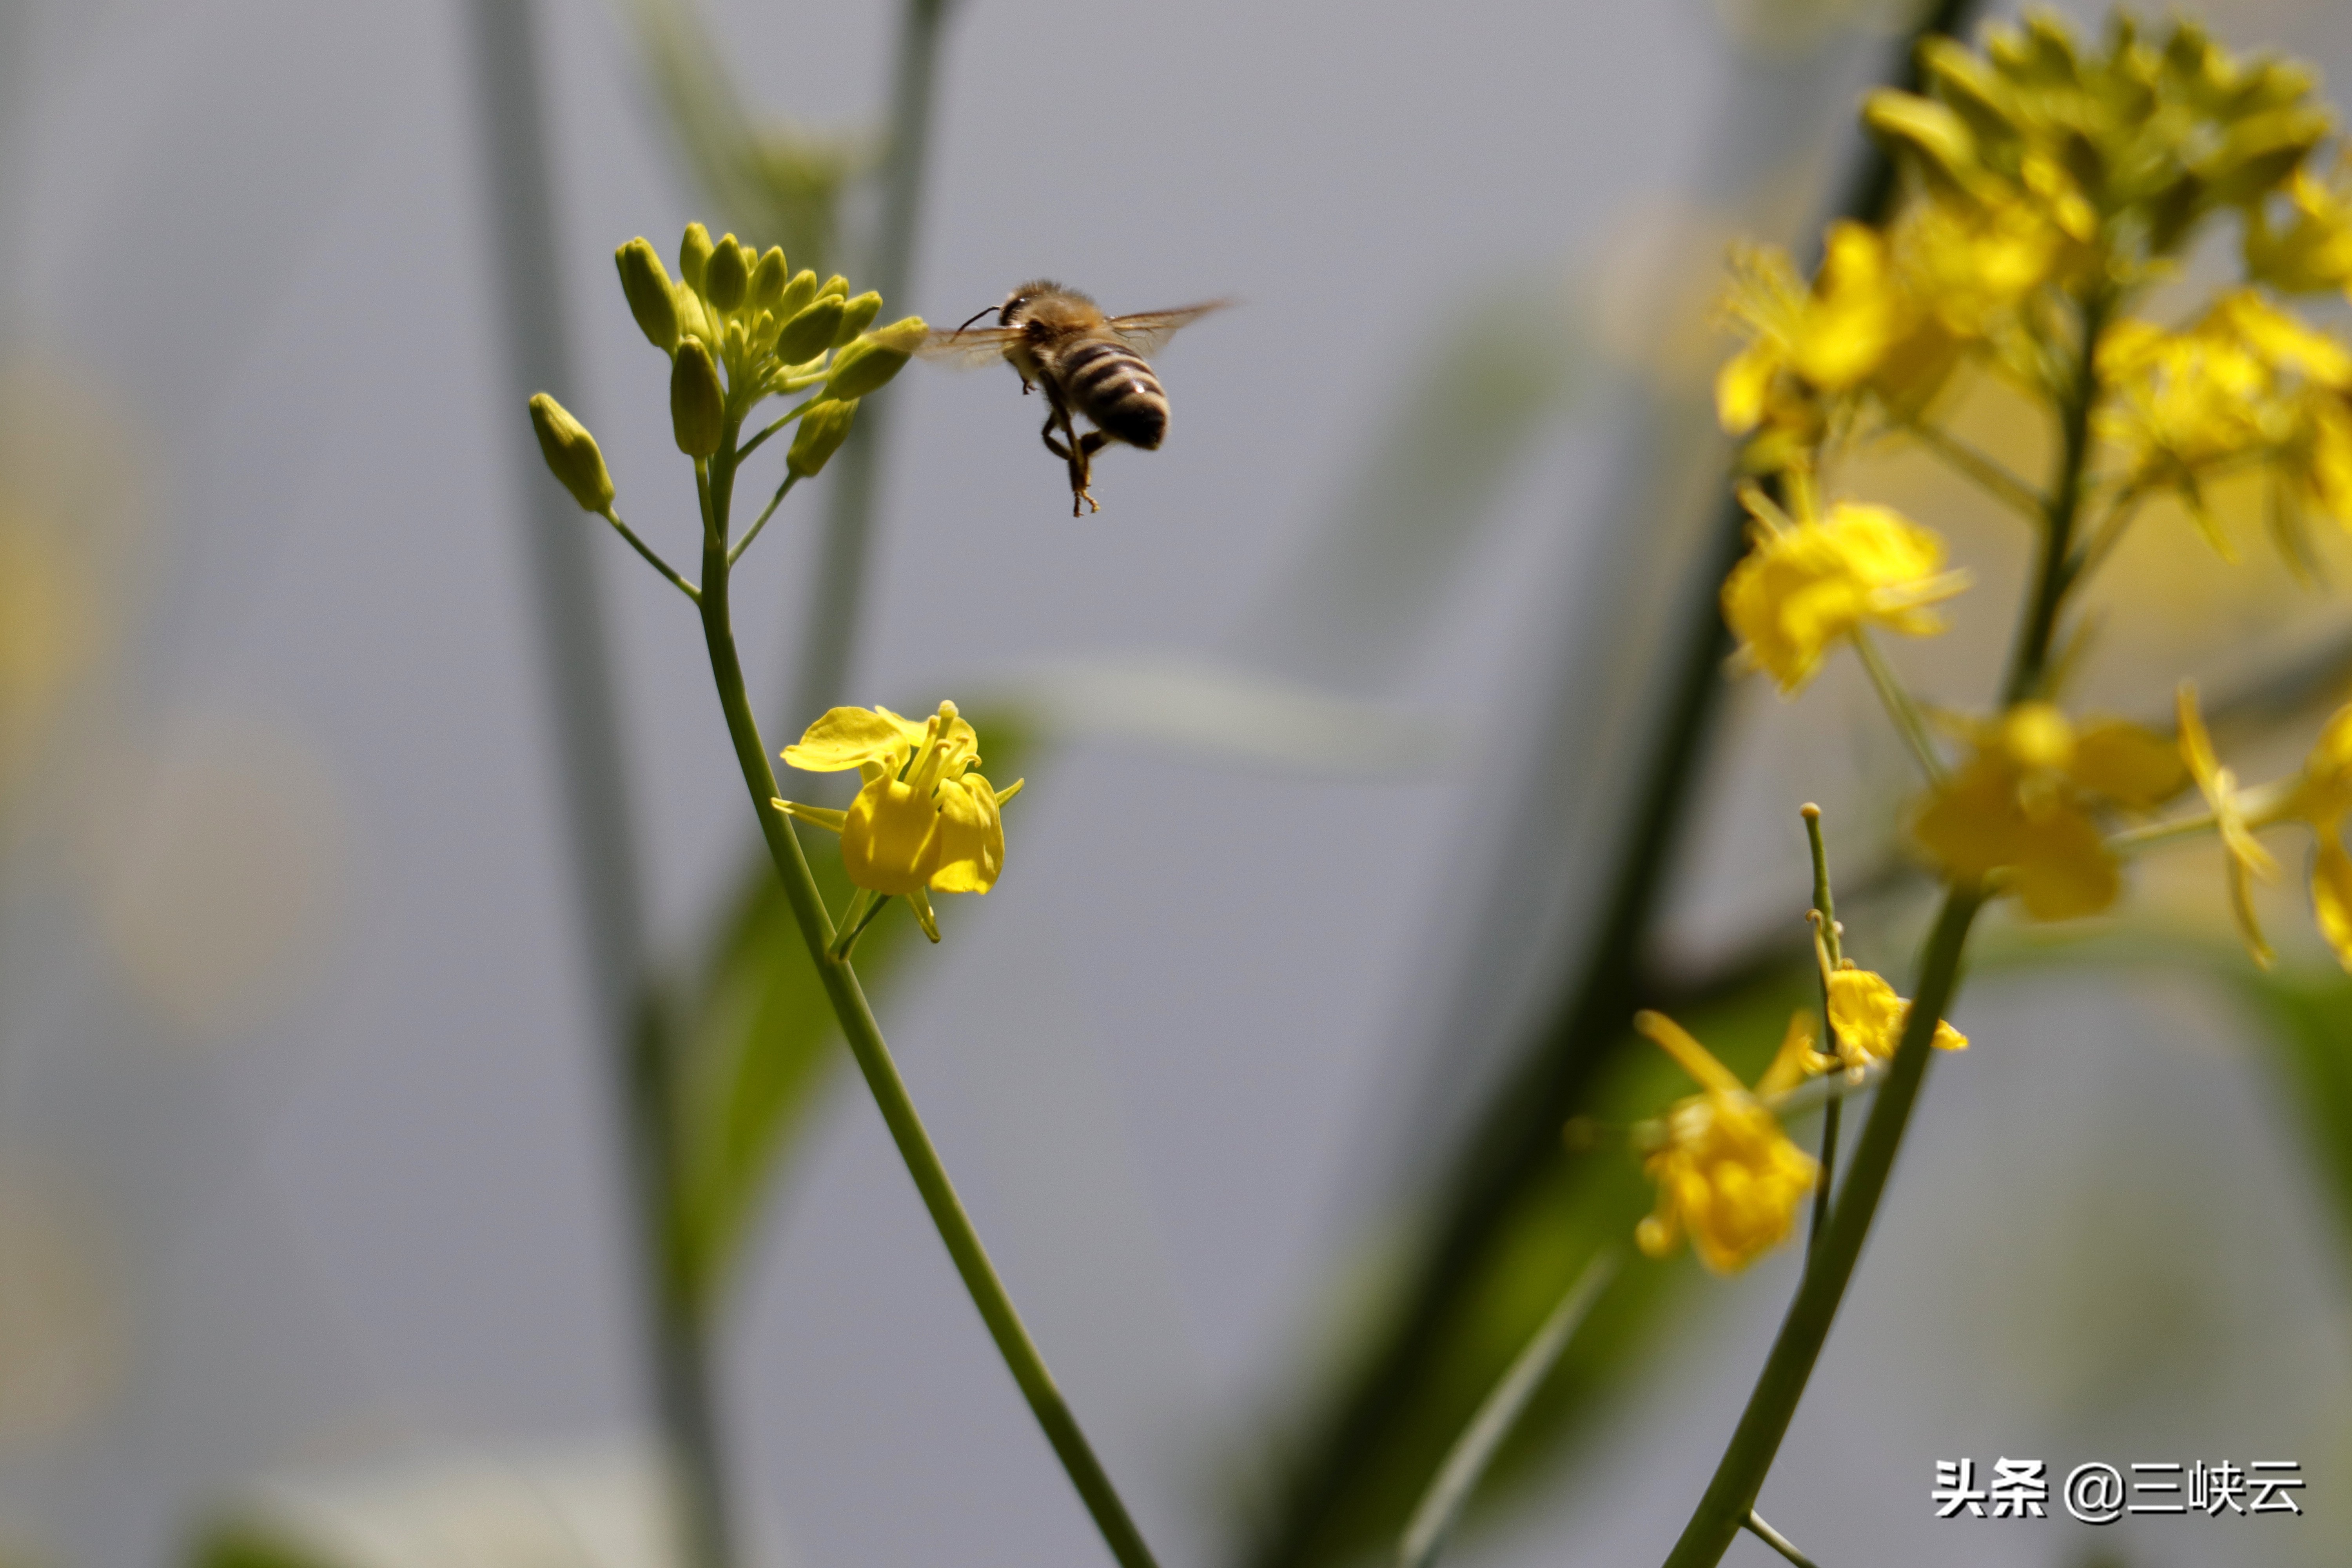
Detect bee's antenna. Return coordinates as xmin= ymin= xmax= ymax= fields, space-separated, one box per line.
xmin=953 ymin=305 xmax=996 ymax=335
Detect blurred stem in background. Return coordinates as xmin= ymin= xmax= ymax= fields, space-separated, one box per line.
xmin=791 ymin=0 xmax=955 ymax=728
xmin=462 ymin=4 xmax=735 ymax=1565
xmin=1244 ymin=5 xmax=1981 ymax=1565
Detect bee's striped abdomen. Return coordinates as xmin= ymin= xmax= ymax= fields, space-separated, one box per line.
xmin=1058 ymin=338 xmax=1168 ymax=450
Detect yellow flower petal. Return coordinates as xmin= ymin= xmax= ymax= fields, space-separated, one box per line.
xmin=1721 ymin=502 xmax=1960 ymax=693
xmin=2313 ymin=838 xmax=2352 ymax=970
xmin=840 ymin=775 xmax=944 ymax=896
xmin=1634 ymin=1011 xmax=1819 ymax=1274
xmin=785 ymin=706 xmax=916 ymax=773
xmin=928 ymin=773 xmax=1007 ymax=895
xmin=2071 ymin=719 xmax=2187 ymax=809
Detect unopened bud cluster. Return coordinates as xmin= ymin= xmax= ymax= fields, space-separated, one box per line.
xmin=530 ymin=222 xmax=928 ymax=513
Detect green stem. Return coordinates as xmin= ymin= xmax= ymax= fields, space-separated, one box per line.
xmin=1396 ymin=1251 xmax=1619 ymax=1568
xmin=602 ymin=506 xmax=701 ymax=601
xmin=1898 ymin=418 xmax=2042 ymax=521
xmin=727 ymin=472 xmax=797 ymax=568
xmin=1659 ymin=889 xmax=1983 ymax=1568
xmin=1849 ymin=628 xmax=1945 ymax=784
xmin=735 ymin=394 xmax=821 ymax=462
xmin=695 ymin=424 xmax=1162 ymax=1568
xmin=1799 ymin=807 xmax=1839 ymax=1251
xmin=2004 ymin=287 xmax=2112 ymax=706
xmin=1743 ymin=1512 xmax=1821 ymax=1568
xmin=1662 ymin=277 xmax=2110 ymax=1568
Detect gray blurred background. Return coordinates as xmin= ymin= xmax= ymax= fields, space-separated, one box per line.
xmin=1 ymin=1 xmax=2351 ymax=1566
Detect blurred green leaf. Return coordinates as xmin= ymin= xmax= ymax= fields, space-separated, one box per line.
xmin=622 ymin=0 xmax=865 ymax=272
xmin=669 ymin=714 xmax=1033 ymax=1315
xmin=1260 ymin=969 xmax=1813 ymax=1566
xmin=187 ymin=1528 xmax=334 ymax=1568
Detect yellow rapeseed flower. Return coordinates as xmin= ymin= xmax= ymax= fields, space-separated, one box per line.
xmin=2099 ymin=292 xmax=2352 ymax=557
xmin=1721 ymin=486 xmax=1968 ymax=693
xmin=775 ymin=701 xmax=1024 ymax=940
xmin=1716 ymin=222 xmax=1913 ymax=437
xmin=1632 ymin=1010 xmax=1820 ymax=1275
xmin=1913 ymin=704 xmax=2185 ymax=920
xmin=1813 ymin=925 xmax=1968 ymax=1076
xmin=2247 ymin=162 xmax=2352 ymax=299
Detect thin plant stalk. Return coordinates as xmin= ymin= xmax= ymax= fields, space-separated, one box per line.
xmin=1742 ymin=1512 xmax=1822 ymax=1568
xmin=461 ymin=4 xmax=734 ymax=1564
xmin=1396 ymin=1251 xmax=1619 ymax=1568
xmin=1659 ymin=286 xmax=2110 ymax=1568
xmin=1799 ymin=806 xmax=1839 ymax=1252
xmin=791 ymin=0 xmax=955 ymax=727
xmin=696 ymin=417 xmax=1163 ymax=1568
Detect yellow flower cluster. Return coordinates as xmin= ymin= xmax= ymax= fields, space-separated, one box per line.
xmin=1632 ymin=1011 xmax=1820 ymax=1275
xmin=1913 ymin=704 xmax=2185 ymax=920
xmin=2098 ymin=292 xmax=2352 ymax=561
xmin=1721 ymin=483 xmax=1967 ymax=693
xmin=1720 ymin=15 xmax=2337 ymax=475
xmin=775 ymin=702 xmax=1024 ymax=941
xmin=2247 ymin=159 xmax=2352 ymax=298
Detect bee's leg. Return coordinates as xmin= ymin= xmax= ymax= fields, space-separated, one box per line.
xmin=1062 ymin=408 xmax=1100 ymax=516
xmin=1038 ymin=405 xmax=1072 ymax=461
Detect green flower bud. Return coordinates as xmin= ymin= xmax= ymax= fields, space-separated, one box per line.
xmin=777 ymin=269 xmax=819 ymax=321
xmin=750 ymin=247 xmax=788 ymax=312
xmin=679 ymin=222 xmax=713 ymax=292
xmin=817 ymin=274 xmax=849 ymax=301
xmin=615 ymin=238 xmax=681 ymax=352
xmin=670 ymin=339 xmax=726 ymax=457
xmin=832 ymin=291 xmax=883 ymax=346
xmin=528 ymin=393 xmax=614 ymax=514
xmin=787 ymin=398 xmax=859 ymax=478
xmin=775 ymin=295 xmax=846 ymax=364
xmin=705 ymin=234 xmax=750 ymax=313
xmin=825 ymin=317 xmax=928 ymax=400
xmin=673 ymin=283 xmax=713 ymax=345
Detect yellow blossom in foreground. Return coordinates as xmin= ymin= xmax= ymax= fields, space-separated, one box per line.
xmin=1721 ymin=490 xmax=1967 ymax=693
xmin=1632 ymin=1010 xmax=1820 ymax=1275
xmin=1817 ymin=946 xmax=1968 ymax=1076
xmin=774 ymin=701 xmax=1024 ymax=939
xmin=1827 ymin=967 xmax=1968 ymax=1061
xmin=1913 ymin=704 xmax=2185 ymax=920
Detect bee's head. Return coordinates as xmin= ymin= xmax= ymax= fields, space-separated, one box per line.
xmin=998 ymin=279 xmax=1080 ymax=328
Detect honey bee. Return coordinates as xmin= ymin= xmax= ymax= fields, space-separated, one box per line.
xmin=923 ymin=281 xmax=1228 ymax=515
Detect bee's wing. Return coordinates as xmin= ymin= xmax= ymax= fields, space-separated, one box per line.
xmin=918 ymin=325 xmax=1024 ymax=370
xmin=1108 ymin=301 xmax=1232 ymax=357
